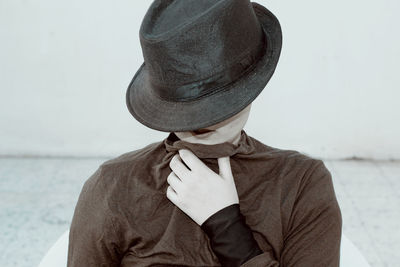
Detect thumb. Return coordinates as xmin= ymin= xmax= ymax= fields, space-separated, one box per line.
xmin=218 ymin=156 xmax=233 ymax=180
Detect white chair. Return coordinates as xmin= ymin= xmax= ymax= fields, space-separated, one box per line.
xmin=38 ymin=229 xmax=371 ymax=267
xmin=38 ymin=229 xmax=69 ymax=267
xmin=340 ymin=233 xmax=371 ymax=267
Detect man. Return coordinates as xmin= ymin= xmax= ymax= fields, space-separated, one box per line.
xmin=68 ymin=0 xmax=342 ymax=266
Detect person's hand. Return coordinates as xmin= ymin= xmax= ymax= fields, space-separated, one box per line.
xmin=166 ymin=148 xmax=239 ymax=226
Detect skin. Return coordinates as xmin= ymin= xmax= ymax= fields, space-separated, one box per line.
xmin=166 ymin=103 xmax=252 ymax=226
xmin=174 ymin=103 xmax=252 ymax=145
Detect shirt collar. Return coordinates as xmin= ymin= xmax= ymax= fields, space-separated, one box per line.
xmin=163 ymin=129 xmax=256 ymax=159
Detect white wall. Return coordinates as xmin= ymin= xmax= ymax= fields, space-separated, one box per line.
xmin=0 ymin=0 xmax=399 ymax=160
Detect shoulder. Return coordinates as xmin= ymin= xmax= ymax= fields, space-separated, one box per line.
xmin=248 ymin=134 xmax=324 ymax=173
xmin=99 ymin=139 xmax=164 ymax=178
xmin=80 ymin=139 xmax=165 ymax=197
xmin=101 ymin=139 xmax=165 ymax=169
xmin=248 ymin=134 xmax=334 ymax=200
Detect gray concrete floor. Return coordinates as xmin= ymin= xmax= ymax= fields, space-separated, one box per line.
xmin=0 ymin=157 xmax=399 ymax=267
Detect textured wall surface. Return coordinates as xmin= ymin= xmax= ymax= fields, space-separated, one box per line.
xmin=0 ymin=0 xmax=399 ymax=160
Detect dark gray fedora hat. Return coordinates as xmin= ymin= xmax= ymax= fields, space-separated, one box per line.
xmin=126 ymin=0 xmax=282 ymax=132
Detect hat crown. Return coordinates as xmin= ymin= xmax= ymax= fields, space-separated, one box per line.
xmin=141 ymin=0 xmax=219 ymax=39
xmin=139 ymin=0 xmax=266 ymax=101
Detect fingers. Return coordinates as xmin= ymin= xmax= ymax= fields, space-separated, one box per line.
xmin=218 ymin=156 xmax=233 ymax=180
xmin=169 ymin=153 xmax=190 ymax=178
xmin=166 ymin=171 xmax=184 ymax=193
xmin=178 ymin=149 xmax=206 ymax=172
xmin=166 ymin=184 xmax=178 ymax=204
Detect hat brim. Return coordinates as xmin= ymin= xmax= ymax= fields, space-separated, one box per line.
xmin=126 ymin=2 xmax=282 ymax=132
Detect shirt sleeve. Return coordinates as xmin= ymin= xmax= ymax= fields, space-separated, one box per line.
xmin=279 ymin=159 xmax=342 ymax=267
xmin=67 ymin=167 xmax=122 ymax=267
xmin=200 ymin=203 xmax=265 ymax=267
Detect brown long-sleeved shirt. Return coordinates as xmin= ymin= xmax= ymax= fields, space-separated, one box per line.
xmin=67 ymin=129 xmax=342 ymax=266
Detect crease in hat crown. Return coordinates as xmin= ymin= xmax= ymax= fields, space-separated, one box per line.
xmin=140 ymin=0 xmax=229 ymax=42
xmin=137 ymin=0 xmax=266 ymax=102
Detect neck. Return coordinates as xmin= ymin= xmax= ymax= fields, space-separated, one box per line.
xmin=174 ymin=129 xmax=242 ymax=146
xmin=164 ymin=130 xmax=251 ymax=159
